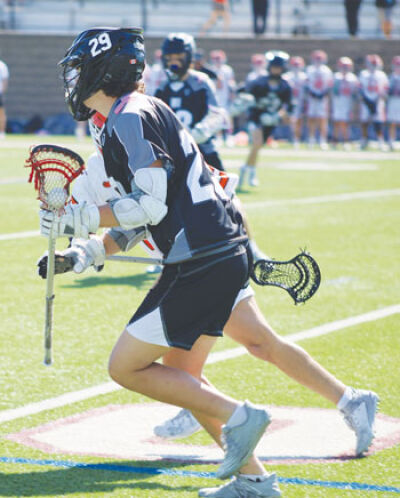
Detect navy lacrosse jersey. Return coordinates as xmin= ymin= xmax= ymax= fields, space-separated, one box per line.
xmin=155 ymin=69 xmax=218 ymax=155
xmin=102 ymin=91 xmax=246 ymax=263
xmin=246 ymin=74 xmax=293 ymax=124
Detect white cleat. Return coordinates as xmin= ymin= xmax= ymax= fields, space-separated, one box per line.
xmin=199 ymin=473 xmax=281 ymax=497
xmin=154 ymin=409 xmax=202 ymax=439
xmin=146 ymin=264 xmax=163 ymax=274
xmin=216 ymin=401 xmax=271 ymax=480
xmin=341 ymin=388 xmax=379 ymax=455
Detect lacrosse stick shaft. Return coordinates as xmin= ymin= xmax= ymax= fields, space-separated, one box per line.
xmin=106 ymin=254 xmax=163 ymax=265
xmin=44 ymin=221 xmax=56 ymax=365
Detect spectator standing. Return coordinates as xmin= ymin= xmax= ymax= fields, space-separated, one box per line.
xmin=251 ymin=0 xmax=269 ymax=36
xmin=376 ymin=0 xmax=397 ymax=38
xmin=344 ymin=0 xmax=363 ymax=37
xmin=199 ymin=0 xmax=231 ymax=36
xmin=0 ymin=57 xmax=9 ymax=138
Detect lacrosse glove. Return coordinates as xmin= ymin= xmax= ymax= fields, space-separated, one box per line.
xmin=37 ymin=237 xmax=105 ymax=279
xmin=40 ymin=202 xmax=100 ymax=239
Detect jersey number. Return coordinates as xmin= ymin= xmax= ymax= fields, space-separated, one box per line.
xmin=89 ymin=33 xmax=112 ymax=58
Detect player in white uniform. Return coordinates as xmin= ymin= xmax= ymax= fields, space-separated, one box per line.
xmin=358 ymin=54 xmax=389 ymax=150
xmin=331 ymin=57 xmax=358 ymax=149
xmin=245 ymin=53 xmax=268 ymax=86
xmin=387 ymin=56 xmax=400 ymax=150
xmin=305 ymin=50 xmax=333 ymax=149
xmin=209 ymin=49 xmax=236 ymax=145
xmin=142 ymin=49 xmax=167 ymax=97
xmin=285 ymin=56 xmax=307 ymax=147
xmin=0 ymin=58 xmax=9 ymax=139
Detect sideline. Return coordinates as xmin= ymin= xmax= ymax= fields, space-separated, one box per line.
xmin=1 ymin=304 xmax=399 ymax=424
xmin=0 ymin=456 xmax=399 ymax=493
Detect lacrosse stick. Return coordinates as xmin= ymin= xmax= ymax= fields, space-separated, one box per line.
xmin=26 ymin=144 xmax=85 ymax=365
xmin=251 ymin=251 xmax=321 ymax=304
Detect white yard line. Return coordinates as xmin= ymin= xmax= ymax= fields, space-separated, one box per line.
xmin=0 ymin=230 xmax=39 ymax=241
xmin=245 ymin=188 xmax=400 ymax=209
xmin=1 ymin=304 xmax=399 ymax=425
xmin=1 ymin=189 xmax=399 ymax=243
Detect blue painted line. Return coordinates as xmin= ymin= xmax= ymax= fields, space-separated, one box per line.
xmin=1 ymin=456 xmax=400 ymax=493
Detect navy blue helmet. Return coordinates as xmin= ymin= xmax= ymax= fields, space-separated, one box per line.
xmin=59 ymin=27 xmax=145 ymax=121
xmin=265 ymin=50 xmax=290 ymax=73
xmin=161 ymin=32 xmax=196 ymax=81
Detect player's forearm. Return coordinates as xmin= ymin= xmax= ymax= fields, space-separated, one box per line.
xmin=98 ymin=204 xmax=120 ymax=228
xmin=101 ymin=232 xmax=121 ymax=256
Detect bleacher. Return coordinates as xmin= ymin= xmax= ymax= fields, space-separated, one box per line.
xmin=1 ymin=0 xmax=398 ymax=39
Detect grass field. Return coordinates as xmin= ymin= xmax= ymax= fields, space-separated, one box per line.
xmin=1 ymin=135 xmax=400 ymax=497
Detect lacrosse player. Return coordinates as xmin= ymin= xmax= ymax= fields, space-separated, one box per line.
xmin=57 ymin=144 xmax=380 ymax=468
xmin=156 ymin=33 xmax=228 ymax=172
xmin=305 ymin=50 xmax=333 ymax=150
xmin=238 ymin=50 xmax=293 ymax=189
xmin=358 ymin=54 xmax=389 ymax=151
xmin=41 ymin=26 xmax=283 ymax=497
xmin=0 ymin=57 xmax=9 ymax=139
xmin=387 ymin=56 xmax=400 ymax=150
xmin=331 ymin=57 xmax=358 ymax=149
xmin=38 ymin=28 xmax=379 ymax=497
xmin=285 ymin=55 xmax=307 ymax=148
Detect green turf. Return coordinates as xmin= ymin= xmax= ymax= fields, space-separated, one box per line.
xmin=1 ymin=136 xmax=399 ymax=497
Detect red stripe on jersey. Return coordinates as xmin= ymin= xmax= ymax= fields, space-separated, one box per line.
xmin=219 ymin=177 xmax=228 ymax=189
xmin=92 ymin=112 xmax=106 ymax=128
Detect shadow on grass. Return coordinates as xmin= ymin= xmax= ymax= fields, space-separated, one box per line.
xmin=61 ymin=273 xmax=156 ymax=290
xmin=0 ymin=460 xmax=201 ymax=496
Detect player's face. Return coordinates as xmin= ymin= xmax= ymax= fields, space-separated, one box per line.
xmin=165 ymin=53 xmax=187 ymax=72
xmin=269 ymin=65 xmax=283 ymax=78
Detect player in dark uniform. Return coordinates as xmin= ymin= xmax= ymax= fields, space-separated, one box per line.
xmin=39 ymin=27 xmax=279 ymax=495
xmin=156 ymin=32 xmax=228 ymax=172
xmin=239 ymin=50 xmax=293 ymax=189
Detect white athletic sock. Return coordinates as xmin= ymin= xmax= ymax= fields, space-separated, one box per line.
xmin=337 ymin=386 xmax=354 ymax=410
xmin=227 ymin=403 xmax=248 ymax=427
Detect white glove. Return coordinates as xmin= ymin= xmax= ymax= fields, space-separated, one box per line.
xmin=70 ymin=237 xmax=106 ymax=273
xmin=260 ymin=112 xmax=279 ymax=127
xmin=190 ymin=123 xmax=211 ymax=144
xmin=40 ymin=202 xmax=100 ymax=239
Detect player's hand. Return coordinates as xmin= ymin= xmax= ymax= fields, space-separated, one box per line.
xmin=39 ymin=202 xmax=100 ymax=239
xmin=37 ymin=237 xmax=105 ymax=279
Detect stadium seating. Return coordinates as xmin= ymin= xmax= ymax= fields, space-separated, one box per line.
xmin=5 ymin=0 xmax=400 ymax=38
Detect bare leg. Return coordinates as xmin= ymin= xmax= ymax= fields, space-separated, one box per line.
xmin=224 ymin=297 xmax=346 ymax=404
xmin=163 ymin=339 xmax=267 ymax=475
xmin=199 ymin=10 xmax=219 ymax=35
xmin=109 ymin=331 xmax=239 ymax=421
xmin=0 ymin=108 xmax=7 ymax=134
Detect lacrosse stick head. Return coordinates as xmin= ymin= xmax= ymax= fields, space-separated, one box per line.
xmin=25 ymin=144 xmax=85 ymax=211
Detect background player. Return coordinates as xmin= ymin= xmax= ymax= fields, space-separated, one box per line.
xmin=305 ymin=49 xmax=333 ymax=149
xmin=358 ymin=54 xmax=389 ymax=150
xmin=285 ymin=55 xmax=306 ymax=148
xmin=331 ymin=56 xmax=358 ymax=149
xmin=0 ymin=57 xmax=9 ymax=139
xmin=239 ymin=50 xmax=292 ymax=189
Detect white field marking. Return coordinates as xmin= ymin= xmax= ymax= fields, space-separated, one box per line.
xmin=244 ymin=188 xmax=400 ymax=209
xmin=1 ymin=304 xmax=399 ymax=425
xmin=224 ymin=159 xmax=378 ymax=171
xmin=0 ymin=177 xmax=26 ymax=185
xmin=0 ymin=230 xmax=39 ymax=241
xmin=1 ymin=189 xmax=400 ymax=244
